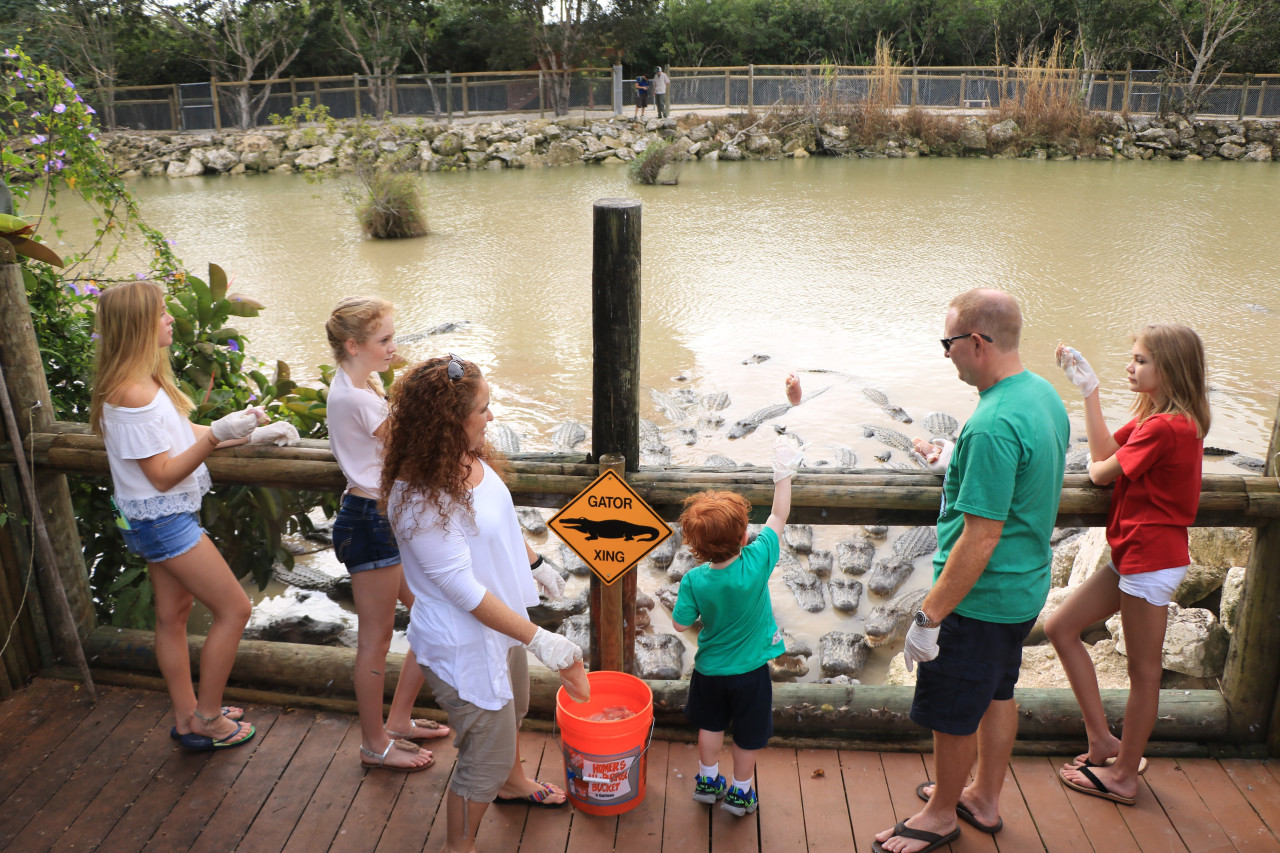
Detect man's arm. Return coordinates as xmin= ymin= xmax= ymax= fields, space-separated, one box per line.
xmin=918 ymin=513 xmax=1004 ymax=623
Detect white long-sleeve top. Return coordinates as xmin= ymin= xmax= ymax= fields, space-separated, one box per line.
xmin=101 ymin=390 xmax=211 ymax=520
xmin=388 ymin=460 xmax=539 ymax=711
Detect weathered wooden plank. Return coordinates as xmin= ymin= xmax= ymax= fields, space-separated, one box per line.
xmin=662 ymin=740 xmax=711 ymax=851
xmin=877 ymin=751 xmax=930 ymax=844
xmin=919 ymin=753 xmax=996 ymax=853
xmin=1140 ymin=757 xmax=1233 ymax=852
xmin=1221 ymin=759 xmax=1280 ymax=841
xmin=518 ymin=730 xmax=575 ymax=852
xmin=838 ymin=749 xmax=896 ymax=853
xmin=1007 ymin=755 xmax=1095 ymax=853
xmin=478 ymin=729 xmax=539 ymax=850
xmin=372 ymin=739 xmax=453 ymax=853
xmin=1038 ymin=754 xmax=1140 ymax=853
xmin=613 ymin=738 xmax=669 ymax=853
xmin=1175 ymin=758 xmax=1278 ymax=852
xmin=188 ymin=709 xmax=323 ymax=853
xmin=709 ymin=742 xmax=759 ymax=852
xmin=0 ymin=679 xmax=96 ymax=802
xmin=796 ymin=747 xmax=852 ymax=850
xmin=0 ymin=686 xmax=139 ymax=847
xmin=754 ymin=746 xmax=806 ymax=852
xmin=237 ymin=711 xmax=353 ymax=851
xmin=280 ymin=722 xmax=368 ymax=853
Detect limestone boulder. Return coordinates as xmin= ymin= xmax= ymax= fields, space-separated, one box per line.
xmin=235 ymin=133 xmax=275 ymax=154
xmin=166 ymin=153 xmax=205 ymax=178
xmin=1108 ymin=604 xmax=1229 ymax=678
xmin=1051 ymin=532 xmax=1084 ymax=588
xmin=1069 ymin=527 xmax=1112 ymax=586
xmin=882 ymin=652 xmax=917 ymax=686
xmin=1173 ymin=563 xmax=1228 ymax=607
xmin=1243 ymin=147 xmax=1273 ymax=162
xmin=1218 ymin=142 xmax=1246 ymax=160
xmin=1219 ymin=566 xmax=1246 ymax=632
xmin=295 ymin=146 xmax=335 ymax=169
xmin=959 ymin=123 xmax=988 ymax=151
xmin=432 ymin=132 xmax=463 ymax=156
xmin=988 ymin=119 xmax=1020 ymax=147
xmin=1189 ymin=527 xmax=1252 ymax=569
xmin=202 ymin=147 xmax=238 ymax=173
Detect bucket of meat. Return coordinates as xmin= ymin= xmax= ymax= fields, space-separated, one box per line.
xmin=556 ymin=670 xmax=654 ymax=816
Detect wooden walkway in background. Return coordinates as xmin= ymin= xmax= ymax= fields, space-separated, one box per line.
xmin=3 ymin=678 xmax=1279 ymax=852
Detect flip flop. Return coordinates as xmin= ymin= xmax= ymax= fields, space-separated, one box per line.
xmin=385 ymin=718 xmax=451 ymax=741
xmin=915 ymin=780 xmax=1003 ymax=833
xmin=494 ymin=781 xmax=567 ymax=808
xmin=1073 ymin=753 xmax=1148 ymax=775
xmin=360 ymin=738 xmax=434 ymax=772
xmin=1060 ymin=764 xmax=1137 ymax=805
xmin=871 ymin=821 xmax=961 ymax=853
xmin=169 ymin=706 xmax=245 ymax=740
xmin=178 ymin=720 xmax=256 ymax=752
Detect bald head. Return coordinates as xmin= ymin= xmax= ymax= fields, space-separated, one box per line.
xmin=948 ymin=289 xmax=1021 ymax=352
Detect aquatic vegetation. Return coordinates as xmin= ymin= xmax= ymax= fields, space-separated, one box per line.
xmin=628 ymin=139 xmax=681 ymax=185
xmin=356 ymin=169 xmax=428 ymax=239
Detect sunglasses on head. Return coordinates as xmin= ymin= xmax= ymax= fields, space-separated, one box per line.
xmin=940 ymin=332 xmax=993 ymax=352
xmin=446 ymin=353 xmax=465 ymax=381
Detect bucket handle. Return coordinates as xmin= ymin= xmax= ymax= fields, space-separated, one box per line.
xmin=554 ymin=715 xmax=656 ymax=783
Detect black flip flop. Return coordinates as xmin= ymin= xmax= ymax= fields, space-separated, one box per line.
xmin=915 ymin=780 xmax=1002 ymax=834
xmin=1060 ymin=764 xmax=1137 ymax=805
xmin=871 ymin=820 xmax=961 ymax=853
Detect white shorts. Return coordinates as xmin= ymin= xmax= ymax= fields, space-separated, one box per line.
xmin=1109 ymin=562 xmax=1189 ymax=607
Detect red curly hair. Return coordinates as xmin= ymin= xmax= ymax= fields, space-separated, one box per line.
xmin=679 ymin=490 xmax=751 ymax=563
xmin=379 ymin=355 xmax=507 ymax=532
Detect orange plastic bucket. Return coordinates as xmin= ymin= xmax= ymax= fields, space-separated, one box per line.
xmin=556 ymin=671 xmax=654 ymax=816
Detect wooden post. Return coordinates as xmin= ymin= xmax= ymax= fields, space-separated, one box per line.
xmin=1258 ymin=80 xmax=1268 ymax=118
xmin=354 ymin=74 xmax=361 ymax=119
xmin=724 ymin=68 xmax=731 ymax=108
xmin=0 ymin=261 xmax=93 ymax=637
xmin=748 ymin=64 xmax=755 ymax=110
xmin=290 ymin=76 xmax=297 ymax=111
xmin=1122 ymin=64 xmax=1132 ymax=113
xmin=391 ymin=75 xmax=399 ymax=116
xmin=446 ymin=71 xmax=453 ymax=123
xmin=538 ymin=70 xmax=544 ymax=119
xmin=588 ymin=454 xmax=633 ymax=673
xmin=168 ymin=85 xmax=179 ymax=133
xmin=210 ymin=79 xmax=222 ymax=131
xmin=1239 ymin=78 xmax=1249 ymax=120
xmin=461 ymin=75 xmax=469 ymax=117
xmin=1222 ymin=398 xmax=1280 ymax=750
xmin=911 ymin=67 xmax=918 ymax=107
xmin=959 ymin=72 xmax=967 ymax=108
xmin=590 ymin=198 xmax=641 ymax=473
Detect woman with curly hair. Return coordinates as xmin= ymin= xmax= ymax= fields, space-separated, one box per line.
xmin=382 ymin=354 xmax=589 ymax=853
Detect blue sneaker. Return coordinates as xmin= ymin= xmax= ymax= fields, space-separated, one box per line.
xmin=721 ymin=785 xmax=758 ymax=816
xmin=692 ymin=773 xmax=728 ymax=803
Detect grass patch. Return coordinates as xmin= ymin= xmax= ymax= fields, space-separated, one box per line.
xmin=996 ymin=37 xmax=1112 ymax=150
xmin=628 ymin=139 xmax=681 ymax=185
xmin=355 ymin=170 xmax=428 ymax=239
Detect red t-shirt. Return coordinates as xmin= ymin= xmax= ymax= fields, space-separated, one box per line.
xmin=1107 ymin=413 xmax=1203 ymax=574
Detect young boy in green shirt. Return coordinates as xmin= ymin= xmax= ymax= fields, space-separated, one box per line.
xmin=672 ymin=373 xmax=802 ymax=816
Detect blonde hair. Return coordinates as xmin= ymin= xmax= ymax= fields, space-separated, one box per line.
xmin=89 ymin=281 xmax=193 ymax=436
xmin=949 ymin=289 xmax=1022 ymax=352
xmin=326 ymin=296 xmax=394 ymax=396
xmin=1132 ymin=324 xmax=1211 ymax=439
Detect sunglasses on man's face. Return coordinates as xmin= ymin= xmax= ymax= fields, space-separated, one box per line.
xmin=940 ymin=332 xmax=993 ymax=352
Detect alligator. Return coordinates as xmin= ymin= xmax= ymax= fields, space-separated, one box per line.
xmin=833 ymin=446 xmax=857 ymax=468
xmin=705 ymin=454 xmax=737 ymax=467
xmin=783 ymin=524 xmax=814 ymax=554
xmin=274 ymin=564 xmax=342 ymax=594
xmin=863 ymin=524 xmax=888 ymax=538
xmin=863 ymin=587 xmax=929 ymax=647
xmin=1228 ymin=454 xmax=1266 ymax=473
xmin=641 ymin=445 xmax=672 ymax=466
xmin=556 ymin=613 xmax=591 ymax=658
xmin=866 ymin=557 xmax=915 ymax=597
xmin=552 ymin=421 xmax=587 ymax=450
xmin=862 ymin=424 xmax=914 ymax=452
xmin=557 ymin=542 xmax=591 ymax=575
xmin=836 ymin=535 xmax=875 ymax=575
xmin=892 ymin=525 xmax=937 ymax=562
xmin=635 ymin=633 xmax=684 ymax=680
xmin=700 ymin=390 xmax=732 ymax=411
xmin=808 ymin=549 xmax=833 ymax=577
xmin=697 ymin=414 xmax=726 ymax=431
xmin=921 ymin=411 xmax=959 ymax=441
xmin=1064 ymin=446 xmax=1090 ymax=472
xmin=676 ymin=426 xmax=698 ymax=445
xmin=666 ymin=547 xmax=700 ymax=582
xmin=516 ymin=507 xmax=547 ymax=535
xmin=862 ymin=388 xmax=912 ymax=423
xmin=639 ymin=417 xmax=663 ymax=445
xmin=873 ymin=449 xmax=892 ymax=463
xmin=829 ymin=576 xmax=863 ymax=613
xmin=490 ymin=423 xmax=521 ymax=454
xmin=727 ymin=402 xmax=792 ymax=439
xmin=782 ymin=567 xmax=826 ymax=612
xmin=559 ymin=517 xmax=662 ymax=541
xmin=648 ymin=388 xmax=688 ymax=423
xmin=818 ymin=631 xmax=871 ymax=679
xmin=742 ymin=353 xmax=771 ymax=364
xmin=394 ymin=321 xmax=466 ymax=344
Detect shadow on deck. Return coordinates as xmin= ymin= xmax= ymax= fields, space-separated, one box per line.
xmin=2 ymin=679 xmax=1279 ymax=852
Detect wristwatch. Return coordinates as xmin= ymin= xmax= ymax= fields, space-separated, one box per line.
xmin=913 ymin=610 xmax=941 ymax=629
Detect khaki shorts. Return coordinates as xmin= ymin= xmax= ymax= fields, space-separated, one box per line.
xmin=420 ymin=646 xmax=531 ymax=801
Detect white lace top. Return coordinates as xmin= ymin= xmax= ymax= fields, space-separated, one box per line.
xmin=327 ymin=367 xmax=387 ymax=497
xmin=101 ymin=390 xmax=211 ymax=521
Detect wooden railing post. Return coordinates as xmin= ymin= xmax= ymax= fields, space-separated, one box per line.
xmin=588 ymin=454 xmax=634 ymax=673
xmin=590 ymin=198 xmax=641 ymax=473
xmin=1222 ymin=398 xmax=1280 ymax=751
xmin=210 ymin=79 xmax=222 ymax=131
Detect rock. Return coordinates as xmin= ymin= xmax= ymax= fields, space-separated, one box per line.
xmin=1218 ymin=142 xmax=1246 ymax=160
xmin=517 ymin=507 xmax=547 ymax=535
xmin=295 ymin=146 xmax=335 ymax=169
xmin=1108 ymin=604 xmax=1229 ymax=678
xmin=1069 ymin=527 xmax=1111 ymax=586
xmin=783 ymin=524 xmax=813 ymax=554
xmin=769 ymin=653 xmax=809 ymax=681
xmin=201 ymin=148 xmax=238 ymax=173
xmin=667 ymin=547 xmax=700 ymax=583
xmin=988 ymin=119 xmax=1019 ymax=146
xmin=557 ymin=542 xmax=591 ymax=576
xmin=166 ymin=155 xmax=205 ymax=178
xmin=818 ymin=631 xmax=870 ymax=678
xmin=634 ymin=633 xmax=684 ymax=679
xmin=1188 ymin=527 xmax=1252 ymax=570
xmin=882 ymin=652 xmax=917 ymax=686
xmin=829 ymin=576 xmax=863 ymax=613
xmin=235 ymin=133 xmax=275 ymax=154
xmin=1173 ymin=563 xmax=1228 ymax=607
xmin=546 ymin=139 xmax=585 ymax=166
xmin=528 ymin=588 xmax=588 ymax=630
xmin=783 ymin=567 xmax=826 ymax=612
xmin=1219 ymin=566 xmax=1246 ymax=632
xmin=1243 ymin=147 xmax=1273 ymax=162
xmin=648 ymin=524 xmax=682 ymax=569
xmin=863 ymin=525 xmax=888 ymax=539
xmin=808 ymin=549 xmax=833 ymax=577
xmin=959 ymin=124 xmax=988 ymax=151
xmin=1051 ymin=532 xmax=1083 ymax=588
xmin=431 ymin=132 xmax=463 ymax=155
xmin=836 ymin=535 xmax=875 ymax=575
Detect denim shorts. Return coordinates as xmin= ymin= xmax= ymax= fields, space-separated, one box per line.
xmin=910 ymin=613 xmax=1036 ymax=737
xmin=685 ymin=664 xmax=774 ymax=750
xmin=332 ymin=493 xmax=401 ymax=574
xmin=119 ymin=511 xmax=205 ymax=563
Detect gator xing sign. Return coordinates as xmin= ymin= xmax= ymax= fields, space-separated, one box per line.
xmin=548 ymin=470 xmax=672 ymax=585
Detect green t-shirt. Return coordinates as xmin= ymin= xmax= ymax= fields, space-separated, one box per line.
xmin=673 ymin=526 xmax=786 ymax=676
xmin=933 ymin=370 xmax=1069 ymax=623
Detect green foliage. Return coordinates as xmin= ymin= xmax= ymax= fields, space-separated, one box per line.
xmin=268 ymin=97 xmax=338 ymax=146
xmin=357 ymin=170 xmax=428 ymax=238
xmin=627 ymin=139 xmax=680 ymax=185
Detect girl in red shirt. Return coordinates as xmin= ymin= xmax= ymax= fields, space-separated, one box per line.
xmin=1047 ymin=324 xmax=1209 ymax=806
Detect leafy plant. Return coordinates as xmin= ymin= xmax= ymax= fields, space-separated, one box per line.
xmin=628 ymin=139 xmax=681 ymax=185
xmin=268 ymin=97 xmax=338 ymax=146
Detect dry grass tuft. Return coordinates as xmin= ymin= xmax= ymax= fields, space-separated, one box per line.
xmin=996 ymin=36 xmax=1110 ymax=148
xmin=357 ymin=171 xmax=428 ymax=239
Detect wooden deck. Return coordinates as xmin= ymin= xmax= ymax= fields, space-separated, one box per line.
xmin=3 ymin=678 xmax=1279 ymax=852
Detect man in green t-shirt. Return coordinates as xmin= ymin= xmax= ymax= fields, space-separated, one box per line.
xmin=875 ymin=289 xmax=1068 ymax=853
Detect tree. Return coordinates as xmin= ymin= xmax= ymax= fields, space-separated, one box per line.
xmin=332 ymin=0 xmax=426 ymax=116
xmin=511 ymin=0 xmax=602 ymax=115
xmin=154 ymin=0 xmax=313 ymax=129
xmin=1152 ymin=0 xmax=1262 ymax=114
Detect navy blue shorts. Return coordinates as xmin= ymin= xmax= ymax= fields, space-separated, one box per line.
xmin=332 ymin=494 xmax=401 ymax=574
xmin=910 ymin=613 xmax=1036 ymax=736
xmin=120 ymin=511 xmax=204 ymax=563
xmin=684 ymin=664 xmax=773 ymax=750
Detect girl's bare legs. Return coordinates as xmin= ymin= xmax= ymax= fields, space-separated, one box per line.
xmin=1045 ymin=567 xmax=1124 ymax=764
xmin=383 ymin=572 xmax=436 ymax=738
xmin=351 ymin=564 xmax=433 ymax=769
xmin=151 ymin=535 xmax=251 ymax=740
xmin=1061 ymin=591 xmax=1168 ymax=800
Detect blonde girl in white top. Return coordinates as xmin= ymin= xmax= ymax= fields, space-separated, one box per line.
xmin=325 ymin=297 xmax=446 ymax=772
xmin=90 ymin=281 xmax=297 ymax=751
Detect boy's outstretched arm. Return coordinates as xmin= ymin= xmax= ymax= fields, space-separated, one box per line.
xmin=767 ymin=372 xmax=803 ymax=538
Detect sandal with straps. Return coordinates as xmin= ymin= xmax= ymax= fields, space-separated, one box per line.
xmin=386 ymin=718 xmax=451 ymax=741
xmin=360 ymin=738 xmax=434 ymax=773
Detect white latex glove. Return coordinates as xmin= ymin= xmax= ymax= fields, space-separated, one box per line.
xmin=211 ymin=405 xmax=267 ymax=442
xmin=1056 ymin=344 xmax=1099 ymax=398
xmin=527 ymin=626 xmax=583 ymax=671
xmin=916 ymin=439 xmax=954 ymax=475
xmin=772 ymin=434 xmax=806 ymax=483
xmin=248 ymin=421 xmax=300 ymax=447
xmin=532 ymin=560 xmax=566 ymax=599
xmin=903 ymin=622 xmax=941 ymax=673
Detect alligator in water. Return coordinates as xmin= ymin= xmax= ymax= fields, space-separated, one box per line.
xmin=490 ymin=423 xmax=521 ymax=454
xmin=921 ymin=411 xmax=959 ymax=441
xmin=727 ymin=402 xmax=792 ymax=439
xmin=862 ymin=424 xmax=915 ymax=452
xmin=552 ymin=421 xmax=587 ymax=450
xmin=836 ymin=535 xmax=875 ymax=575
xmin=892 ymin=526 xmax=937 ymax=562
xmin=783 ymin=567 xmax=826 ymax=612
xmin=559 ymin=517 xmax=662 ymax=541
xmin=829 ymin=576 xmax=864 ymax=613
xmin=863 ymin=588 xmax=929 ymax=647
xmin=394 ymin=321 xmax=466 ymax=344
xmin=784 ymin=524 xmax=814 ymax=554
xmin=862 ymin=388 xmax=912 ymax=423
xmin=866 ymin=557 xmax=915 ymax=597
xmin=819 ymin=631 xmax=871 ymax=679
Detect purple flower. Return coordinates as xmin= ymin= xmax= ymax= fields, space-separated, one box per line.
xmin=15 ymin=70 xmax=23 ymax=79
xmin=85 ymin=106 xmax=96 ymax=115
xmin=165 ymin=238 xmax=175 ymax=247
xmin=86 ymin=284 xmax=100 ymax=295
xmin=75 ymin=95 xmax=83 ymax=103
xmin=134 ymin=272 xmax=146 ymax=280
xmin=31 ymin=134 xmax=47 ymax=144
xmin=227 ymin=339 xmax=240 ymax=352
xmin=91 ymin=332 xmax=100 ymax=341
xmin=53 ymin=104 xmax=66 ymax=114
xmin=248 ymin=392 xmax=258 ymax=401
xmin=31 ymin=110 xmax=40 ymax=118
xmin=88 ymin=133 xmax=97 ymax=140
xmin=64 ymin=78 xmax=75 ymax=89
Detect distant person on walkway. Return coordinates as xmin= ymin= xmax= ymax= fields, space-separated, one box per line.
xmin=90 ymin=281 xmax=298 ymax=752
xmin=1047 ymin=327 xmax=1209 ymax=806
xmin=635 ymin=74 xmax=650 ymax=118
xmin=672 ymin=373 xmax=803 ymax=818
xmin=325 ymin=297 xmax=449 ymax=773
xmin=876 ymin=289 xmax=1068 ymax=853
xmin=653 ymin=66 xmax=671 ymax=118
xmin=382 ymin=354 xmax=587 ymax=853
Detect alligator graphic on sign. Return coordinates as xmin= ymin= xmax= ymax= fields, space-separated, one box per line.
xmin=557 ymin=518 xmax=661 ymax=542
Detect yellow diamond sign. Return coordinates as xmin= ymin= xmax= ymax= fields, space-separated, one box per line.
xmin=548 ymin=470 xmax=672 ymax=585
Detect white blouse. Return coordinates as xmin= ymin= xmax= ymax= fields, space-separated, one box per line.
xmin=101 ymin=391 xmax=211 ymax=520
xmin=389 ymin=460 xmax=539 ymax=711
xmin=327 ymin=367 xmax=387 ymax=497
